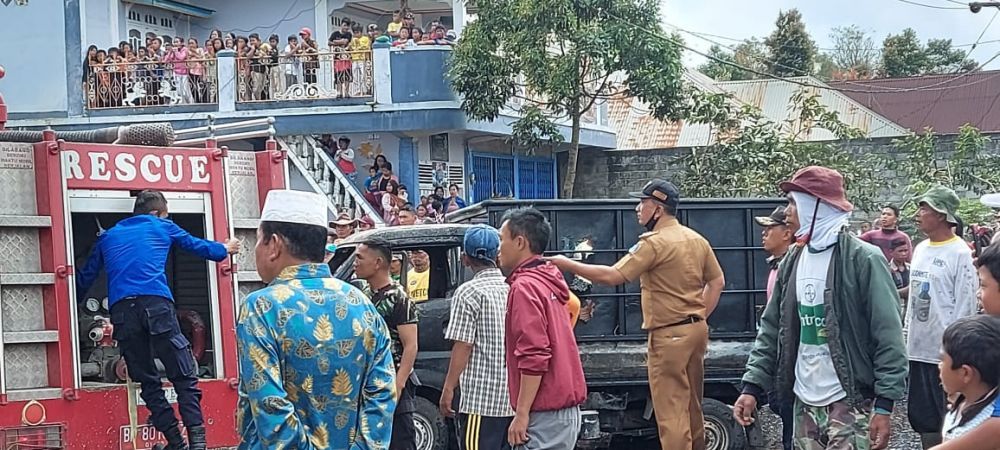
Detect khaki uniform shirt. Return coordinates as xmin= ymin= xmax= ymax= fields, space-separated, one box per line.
xmin=613 ymin=217 xmax=723 ymax=330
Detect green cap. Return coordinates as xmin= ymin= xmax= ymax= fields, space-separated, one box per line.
xmin=917 ymin=185 xmax=960 ymax=225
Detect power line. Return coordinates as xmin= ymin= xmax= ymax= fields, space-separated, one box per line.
xmin=641 ymin=19 xmax=1000 ymax=94
xmin=894 ymin=0 xmax=968 ymax=9
xmin=664 ymin=19 xmax=1000 ymax=93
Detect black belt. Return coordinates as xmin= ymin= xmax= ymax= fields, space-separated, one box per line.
xmin=664 ymin=316 xmax=703 ymax=328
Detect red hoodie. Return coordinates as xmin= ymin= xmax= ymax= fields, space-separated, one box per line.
xmin=505 ymin=257 xmax=587 ymax=412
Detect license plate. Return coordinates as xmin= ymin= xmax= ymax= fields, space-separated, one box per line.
xmin=120 ymin=424 xmax=169 ymax=450
xmin=136 ymin=387 xmax=177 ymax=406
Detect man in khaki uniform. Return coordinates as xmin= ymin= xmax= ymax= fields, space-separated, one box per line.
xmin=548 ymin=179 xmax=725 ymax=450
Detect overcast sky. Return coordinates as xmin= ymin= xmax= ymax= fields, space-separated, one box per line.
xmin=661 ymin=0 xmax=1000 ymax=70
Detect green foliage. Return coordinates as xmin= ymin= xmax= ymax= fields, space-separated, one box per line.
xmin=697 ymin=39 xmax=769 ymax=82
xmin=677 ymin=88 xmax=886 ymax=211
xmin=880 ymin=29 xmax=977 ymax=77
xmin=510 ymin=105 xmax=564 ymax=154
xmin=893 ymin=124 xmax=1000 ymax=207
xmin=924 ymin=38 xmax=978 ymax=74
xmin=881 ymin=28 xmax=926 ymax=78
xmin=448 ymin=0 xmax=688 ymax=197
xmin=763 ymin=9 xmax=816 ymax=77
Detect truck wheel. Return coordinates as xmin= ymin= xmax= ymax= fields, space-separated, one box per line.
xmin=703 ymin=398 xmax=747 ymax=450
xmin=412 ymin=396 xmax=449 ymax=450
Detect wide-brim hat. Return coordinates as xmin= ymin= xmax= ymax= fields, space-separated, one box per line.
xmin=330 ymin=212 xmax=357 ymax=227
xmin=779 ymin=166 xmax=854 ymax=212
xmin=918 ymin=185 xmax=960 ymax=225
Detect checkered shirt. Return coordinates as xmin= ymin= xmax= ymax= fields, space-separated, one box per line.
xmin=444 ymin=268 xmax=515 ymax=417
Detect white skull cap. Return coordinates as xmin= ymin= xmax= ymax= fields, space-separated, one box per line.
xmin=261 ymin=190 xmax=328 ymax=227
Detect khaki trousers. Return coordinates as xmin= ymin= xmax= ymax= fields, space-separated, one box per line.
xmin=647 ymin=320 xmax=709 ymax=450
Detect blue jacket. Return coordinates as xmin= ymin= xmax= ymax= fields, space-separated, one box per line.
xmin=76 ymin=214 xmax=228 ymax=307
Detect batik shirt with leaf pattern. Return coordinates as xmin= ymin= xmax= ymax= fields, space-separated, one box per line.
xmin=236 ymin=264 xmax=397 ymax=450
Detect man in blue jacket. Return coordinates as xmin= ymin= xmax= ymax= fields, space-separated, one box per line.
xmin=77 ymin=190 xmax=241 ymax=450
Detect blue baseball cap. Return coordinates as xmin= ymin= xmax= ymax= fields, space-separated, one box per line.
xmin=463 ymin=224 xmax=500 ymax=262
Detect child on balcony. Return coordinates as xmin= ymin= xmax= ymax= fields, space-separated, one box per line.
xmin=162 ymin=37 xmax=193 ymax=104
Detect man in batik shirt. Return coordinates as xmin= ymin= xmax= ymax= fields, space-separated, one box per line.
xmin=237 ymin=190 xmax=397 ymax=450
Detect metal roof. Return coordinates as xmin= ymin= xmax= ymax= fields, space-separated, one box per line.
xmin=607 ymin=72 xmax=908 ymax=150
xmin=829 ymin=70 xmax=1000 ymax=134
xmin=714 ymin=77 xmax=909 ymax=139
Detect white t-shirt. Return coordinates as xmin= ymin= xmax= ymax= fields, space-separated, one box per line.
xmin=943 ymin=395 xmax=998 ymax=441
xmin=793 ymin=247 xmax=848 ymax=406
xmin=906 ymin=237 xmax=978 ymax=364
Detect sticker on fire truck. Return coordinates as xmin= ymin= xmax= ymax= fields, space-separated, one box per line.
xmin=136 ymin=387 xmax=177 ymax=406
xmin=120 ymin=424 xmax=170 ymax=450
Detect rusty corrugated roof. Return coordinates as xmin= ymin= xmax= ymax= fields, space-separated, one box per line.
xmin=829 ymin=70 xmax=1000 ymax=134
xmin=715 ymin=77 xmax=908 ymax=139
xmin=607 ymin=71 xmax=908 ymax=150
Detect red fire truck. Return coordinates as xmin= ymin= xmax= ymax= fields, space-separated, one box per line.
xmin=0 ymin=67 xmax=285 ymax=449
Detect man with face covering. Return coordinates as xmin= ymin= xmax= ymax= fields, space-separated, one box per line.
xmin=548 ymin=179 xmax=725 ymax=450
xmin=733 ymin=166 xmax=908 ymax=450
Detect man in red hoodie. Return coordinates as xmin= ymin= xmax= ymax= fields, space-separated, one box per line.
xmin=497 ymin=207 xmax=588 ymax=450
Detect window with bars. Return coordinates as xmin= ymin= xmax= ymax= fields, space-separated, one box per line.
xmin=418 ymin=162 xmax=465 ymax=196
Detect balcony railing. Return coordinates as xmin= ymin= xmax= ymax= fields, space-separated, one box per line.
xmin=85 ymin=59 xmax=218 ymax=109
xmin=236 ymin=50 xmax=374 ymax=102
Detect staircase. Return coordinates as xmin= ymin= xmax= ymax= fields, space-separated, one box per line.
xmin=279 ymin=135 xmax=383 ymax=225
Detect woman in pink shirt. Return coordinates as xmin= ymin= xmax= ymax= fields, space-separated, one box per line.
xmin=162 ymin=37 xmax=193 ymax=104
xmin=186 ymin=38 xmax=207 ymax=103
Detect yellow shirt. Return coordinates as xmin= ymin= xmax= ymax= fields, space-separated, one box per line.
xmin=407 ymin=268 xmax=429 ymax=302
xmin=349 ymin=35 xmax=371 ymax=61
xmin=387 ymin=22 xmax=402 ymax=35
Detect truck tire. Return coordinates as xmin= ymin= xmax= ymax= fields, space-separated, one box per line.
xmin=412 ymin=395 xmax=449 ymax=450
xmin=703 ymin=398 xmax=747 ymax=450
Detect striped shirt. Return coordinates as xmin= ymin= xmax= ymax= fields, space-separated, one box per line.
xmin=445 ymin=268 xmax=515 ymax=417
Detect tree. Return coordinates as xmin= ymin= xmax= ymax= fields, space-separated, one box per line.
xmin=924 ymin=38 xmax=977 ymax=73
xmin=764 ymin=9 xmax=817 ymax=77
xmin=828 ymin=25 xmax=878 ymax=78
xmin=730 ymin=38 xmax=770 ymax=80
xmin=698 ymin=45 xmax=737 ymax=81
xmin=881 ymin=28 xmax=926 ymax=77
xmin=814 ymin=53 xmax=838 ymax=80
xmin=448 ymin=0 xmax=687 ymax=198
xmin=697 ymin=39 xmax=768 ymax=81
xmin=880 ymin=29 xmax=977 ymax=77
xmin=676 ymin=89 xmax=887 ymax=212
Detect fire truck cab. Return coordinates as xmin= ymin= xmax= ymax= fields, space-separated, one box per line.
xmin=0 ymin=127 xmax=286 ymax=449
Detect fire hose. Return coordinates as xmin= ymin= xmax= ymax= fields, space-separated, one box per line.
xmin=0 ymin=122 xmax=175 ymax=146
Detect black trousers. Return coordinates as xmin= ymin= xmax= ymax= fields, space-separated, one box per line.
xmin=457 ymin=413 xmax=513 ymax=450
xmin=111 ymin=296 xmax=202 ymax=433
xmin=391 ymin=382 xmax=417 ymax=450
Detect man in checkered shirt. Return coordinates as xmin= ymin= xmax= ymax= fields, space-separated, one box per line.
xmin=440 ymin=224 xmax=515 ymax=450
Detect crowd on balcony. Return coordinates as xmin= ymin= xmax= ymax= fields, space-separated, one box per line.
xmin=83 ymin=11 xmax=456 ymax=108
xmin=83 ymin=35 xmax=218 ymax=108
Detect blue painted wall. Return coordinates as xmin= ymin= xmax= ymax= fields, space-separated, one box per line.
xmin=397 ymin=136 xmax=420 ymax=197
xmin=390 ymin=48 xmax=457 ymax=103
xmin=0 ymin=1 xmax=68 ymax=114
